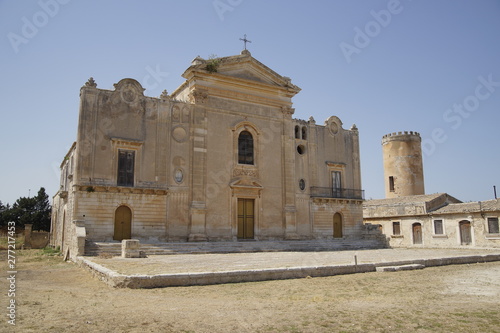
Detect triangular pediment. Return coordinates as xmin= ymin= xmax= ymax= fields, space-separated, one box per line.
xmin=183 ymin=51 xmax=301 ymax=92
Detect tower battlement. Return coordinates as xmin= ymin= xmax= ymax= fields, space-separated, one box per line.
xmin=382 ymin=131 xmax=421 ymax=145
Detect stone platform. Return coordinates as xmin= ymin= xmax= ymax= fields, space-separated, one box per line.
xmin=76 ymin=248 xmax=500 ymax=289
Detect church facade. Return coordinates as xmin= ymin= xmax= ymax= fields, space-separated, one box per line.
xmin=51 ymin=50 xmax=365 ymax=255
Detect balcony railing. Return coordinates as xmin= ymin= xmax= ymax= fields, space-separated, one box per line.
xmin=310 ymin=187 xmax=365 ymax=200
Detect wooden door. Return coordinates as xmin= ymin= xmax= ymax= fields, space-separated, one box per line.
xmin=114 ymin=206 xmax=132 ymax=241
xmin=412 ymin=223 xmax=422 ymax=244
xmin=237 ymin=199 xmax=254 ymax=239
xmin=333 ymin=213 xmax=343 ymax=238
xmin=459 ymin=221 xmax=472 ymax=245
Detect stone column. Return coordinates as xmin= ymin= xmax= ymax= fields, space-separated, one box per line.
xmin=188 ymin=90 xmax=208 ymax=241
xmin=24 ymin=224 xmax=33 ymax=249
xmin=281 ymin=107 xmax=299 ymax=239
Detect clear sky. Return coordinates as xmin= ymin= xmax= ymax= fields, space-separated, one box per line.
xmin=1 ymin=0 xmax=499 ymax=205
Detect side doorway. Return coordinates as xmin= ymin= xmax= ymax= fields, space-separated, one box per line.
xmin=114 ymin=205 xmax=132 ymax=241
xmin=412 ymin=223 xmax=422 ymax=245
xmin=333 ymin=213 xmax=343 ymax=238
xmin=459 ymin=220 xmax=472 ymax=245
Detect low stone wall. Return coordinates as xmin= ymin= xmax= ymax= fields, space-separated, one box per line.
xmin=23 ymin=224 xmax=50 ymax=249
xmin=75 ymin=253 xmax=500 ymax=289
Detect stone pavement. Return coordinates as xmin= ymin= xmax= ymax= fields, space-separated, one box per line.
xmin=77 ymin=248 xmax=500 ymax=289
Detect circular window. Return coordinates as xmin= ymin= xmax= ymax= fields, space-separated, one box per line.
xmin=297 ymin=144 xmax=306 ymax=155
xmin=299 ymin=179 xmax=306 ymax=191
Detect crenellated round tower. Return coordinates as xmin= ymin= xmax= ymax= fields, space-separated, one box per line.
xmin=382 ymin=131 xmax=425 ymax=198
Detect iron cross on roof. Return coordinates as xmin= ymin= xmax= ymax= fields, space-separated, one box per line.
xmin=239 ymin=34 xmax=251 ymax=50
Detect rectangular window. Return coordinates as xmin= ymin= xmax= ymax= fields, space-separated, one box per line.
xmin=332 ymin=171 xmax=342 ymax=197
xmin=389 ymin=176 xmax=395 ymax=192
xmin=434 ymin=219 xmax=444 ymax=235
xmin=117 ymin=150 xmax=135 ymax=187
xmin=488 ymin=217 xmax=499 ymax=234
xmin=392 ymin=222 xmax=401 ymax=235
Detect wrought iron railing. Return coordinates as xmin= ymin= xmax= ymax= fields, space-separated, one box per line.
xmin=310 ymin=187 xmax=365 ymax=200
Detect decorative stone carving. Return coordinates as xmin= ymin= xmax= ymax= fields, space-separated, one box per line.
xmin=113 ymin=78 xmax=145 ymax=105
xmin=281 ymin=106 xmax=295 ymax=117
xmin=189 ymin=89 xmax=208 ymax=104
xmin=160 ymin=89 xmax=169 ymax=100
xmin=172 ymin=126 xmax=188 ymax=142
xmin=85 ymin=77 xmax=97 ymax=88
xmin=326 ymin=116 xmax=343 ymax=136
xmin=233 ymin=168 xmax=258 ymax=178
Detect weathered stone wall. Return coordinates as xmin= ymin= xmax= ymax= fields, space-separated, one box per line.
xmin=382 ymin=132 xmax=425 ymax=198
xmin=370 ymin=211 xmax=500 ymax=248
xmin=311 ymin=199 xmax=364 ymax=239
xmin=73 ymin=190 xmax=168 ymax=242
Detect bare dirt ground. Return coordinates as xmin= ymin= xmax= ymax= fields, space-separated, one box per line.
xmin=2 ymin=250 xmax=500 ymax=333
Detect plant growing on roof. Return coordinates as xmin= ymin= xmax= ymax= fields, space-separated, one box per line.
xmin=205 ymin=54 xmax=220 ymax=73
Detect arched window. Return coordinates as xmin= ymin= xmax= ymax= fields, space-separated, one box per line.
xmin=238 ymin=131 xmax=254 ymax=165
xmin=301 ymin=126 xmax=307 ymax=140
xmin=294 ymin=125 xmax=300 ymax=139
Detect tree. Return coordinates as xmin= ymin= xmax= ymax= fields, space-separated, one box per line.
xmin=32 ymin=188 xmax=51 ymax=231
xmin=5 ymin=187 xmax=52 ymax=231
xmin=0 ymin=200 xmax=7 ymax=228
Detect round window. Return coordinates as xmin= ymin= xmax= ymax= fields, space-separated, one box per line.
xmin=297 ymin=144 xmax=306 ymax=155
xmin=299 ymin=179 xmax=306 ymax=191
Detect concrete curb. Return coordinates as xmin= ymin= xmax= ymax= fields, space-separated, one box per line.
xmin=75 ymin=253 xmax=500 ymax=289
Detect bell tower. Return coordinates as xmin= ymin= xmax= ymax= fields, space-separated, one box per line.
xmin=382 ymin=131 xmax=425 ymax=198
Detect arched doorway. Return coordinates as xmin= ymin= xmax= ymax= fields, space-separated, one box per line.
xmin=412 ymin=223 xmax=422 ymax=244
xmin=114 ymin=206 xmax=132 ymax=241
xmin=459 ymin=220 xmax=472 ymax=245
xmin=333 ymin=213 xmax=343 ymax=238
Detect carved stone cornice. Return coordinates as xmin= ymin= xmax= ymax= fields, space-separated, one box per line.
xmin=77 ymin=185 xmax=168 ymax=195
xmin=189 ymin=89 xmax=208 ymax=104
xmin=281 ymin=106 xmax=295 ymax=117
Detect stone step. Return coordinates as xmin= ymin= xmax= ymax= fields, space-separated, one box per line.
xmin=375 ymin=264 xmax=425 ymax=272
xmin=84 ymin=239 xmax=386 ymax=256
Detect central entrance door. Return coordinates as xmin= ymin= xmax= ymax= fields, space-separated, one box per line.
xmin=114 ymin=205 xmax=132 ymax=241
xmin=459 ymin=220 xmax=472 ymax=245
xmin=412 ymin=223 xmax=422 ymax=244
xmin=237 ymin=199 xmax=254 ymax=239
xmin=333 ymin=213 xmax=343 ymax=238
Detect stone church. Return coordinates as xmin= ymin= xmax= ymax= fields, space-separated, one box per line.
xmin=51 ymin=50 xmax=366 ymax=256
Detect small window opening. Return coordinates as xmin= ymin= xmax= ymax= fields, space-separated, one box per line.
xmin=294 ymin=125 xmax=300 ymax=139
xmin=434 ymin=219 xmax=444 ymax=235
xmin=301 ymin=126 xmax=307 ymax=140
xmin=392 ymin=222 xmax=401 ymax=235
xmin=297 ymin=144 xmax=306 ymax=155
xmin=389 ymin=176 xmax=395 ymax=192
xmin=488 ymin=217 xmax=499 ymax=234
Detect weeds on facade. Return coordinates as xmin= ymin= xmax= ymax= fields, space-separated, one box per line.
xmin=205 ymin=54 xmax=221 ymax=73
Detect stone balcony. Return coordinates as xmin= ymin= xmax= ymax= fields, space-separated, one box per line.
xmin=310 ymin=187 xmax=365 ymax=200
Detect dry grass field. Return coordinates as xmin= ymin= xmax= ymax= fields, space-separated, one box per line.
xmin=1 ymin=249 xmax=500 ymax=333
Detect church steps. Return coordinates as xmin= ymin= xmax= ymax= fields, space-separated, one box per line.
xmin=84 ymin=239 xmax=386 ymax=256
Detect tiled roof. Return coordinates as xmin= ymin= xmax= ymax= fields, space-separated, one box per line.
xmin=434 ymin=199 xmax=500 ymax=214
xmin=363 ymin=193 xmax=448 ymax=206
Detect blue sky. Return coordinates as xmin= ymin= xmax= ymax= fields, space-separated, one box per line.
xmin=1 ymin=0 xmax=499 ymax=205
